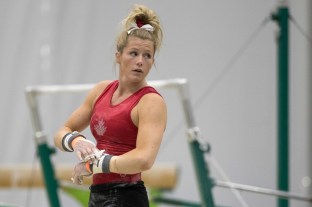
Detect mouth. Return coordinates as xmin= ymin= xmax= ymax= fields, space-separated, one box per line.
xmin=132 ymin=69 xmax=143 ymax=73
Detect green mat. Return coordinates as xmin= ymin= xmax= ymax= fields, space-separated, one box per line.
xmin=61 ymin=182 xmax=90 ymax=207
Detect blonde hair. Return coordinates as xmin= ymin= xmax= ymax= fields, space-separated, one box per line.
xmin=116 ymin=5 xmax=163 ymax=54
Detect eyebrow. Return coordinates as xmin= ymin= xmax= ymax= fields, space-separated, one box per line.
xmin=128 ymin=47 xmax=153 ymax=53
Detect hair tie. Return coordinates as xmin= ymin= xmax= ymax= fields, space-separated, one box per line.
xmin=127 ymin=20 xmax=154 ymax=34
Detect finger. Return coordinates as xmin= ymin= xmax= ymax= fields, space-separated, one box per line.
xmin=71 ymin=173 xmax=78 ymax=184
xmin=90 ymin=157 xmax=98 ymax=164
xmin=85 ymin=147 xmax=94 ymax=155
xmin=83 ymin=154 xmax=93 ymax=162
xmin=92 ymin=148 xmax=102 ymax=159
xmin=78 ymin=176 xmax=83 ymax=185
xmin=94 ymin=150 xmax=105 ymax=159
xmin=79 ymin=147 xmax=92 ymax=160
xmin=76 ymin=150 xmax=83 ymax=161
xmin=74 ymin=177 xmax=80 ymax=185
xmin=73 ymin=173 xmax=81 ymax=185
xmin=81 ymin=154 xmax=92 ymax=162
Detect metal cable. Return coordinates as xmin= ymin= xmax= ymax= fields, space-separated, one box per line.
xmin=207 ymin=155 xmax=250 ymax=207
xmin=289 ymin=14 xmax=312 ymax=46
xmin=161 ymin=15 xmax=271 ymax=151
xmin=195 ymin=15 xmax=271 ymax=108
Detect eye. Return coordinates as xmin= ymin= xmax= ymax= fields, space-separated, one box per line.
xmin=143 ymin=53 xmax=152 ymax=59
xmin=130 ymin=51 xmax=138 ymax=57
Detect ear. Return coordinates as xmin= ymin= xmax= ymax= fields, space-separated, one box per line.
xmin=115 ymin=52 xmax=121 ymax=64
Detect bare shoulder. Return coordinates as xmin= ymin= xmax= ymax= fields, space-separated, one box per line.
xmin=139 ymin=93 xmax=167 ymax=111
xmin=137 ymin=93 xmax=167 ymax=130
xmin=92 ymin=80 xmax=113 ymax=94
xmin=86 ymin=80 xmax=114 ymax=106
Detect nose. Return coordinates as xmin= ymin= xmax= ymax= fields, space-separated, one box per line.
xmin=136 ymin=55 xmax=143 ymax=67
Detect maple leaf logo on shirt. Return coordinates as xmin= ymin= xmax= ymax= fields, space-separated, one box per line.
xmin=94 ymin=119 xmax=106 ymax=136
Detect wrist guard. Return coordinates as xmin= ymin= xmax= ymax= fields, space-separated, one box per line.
xmin=61 ymin=131 xmax=86 ymax=152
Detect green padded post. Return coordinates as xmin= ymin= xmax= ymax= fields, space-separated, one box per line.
xmin=25 ymin=89 xmax=61 ymax=207
xmin=37 ymin=142 xmax=60 ymax=207
xmin=178 ymin=81 xmax=215 ymax=207
xmin=189 ymin=138 xmax=215 ymax=207
xmin=272 ymin=3 xmax=289 ymax=207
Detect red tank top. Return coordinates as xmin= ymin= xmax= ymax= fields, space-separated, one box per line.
xmin=90 ymin=80 xmax=161 ymax=184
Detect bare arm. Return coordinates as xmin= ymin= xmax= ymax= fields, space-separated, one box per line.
xmin=53 ymin=80 xmax=111 ymax=153
xmin=109 ymin=93 xmax=167 ymax=174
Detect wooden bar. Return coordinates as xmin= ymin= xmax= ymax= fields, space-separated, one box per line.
xmin=0 ymin=163 xmax=178 ymax=190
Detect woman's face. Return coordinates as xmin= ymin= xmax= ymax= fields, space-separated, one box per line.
xmin=116 ymin=36 xmax=154 ymax=83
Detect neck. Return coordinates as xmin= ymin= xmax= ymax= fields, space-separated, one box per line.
xmin=117 ymin=79 xmax=147 ymax=95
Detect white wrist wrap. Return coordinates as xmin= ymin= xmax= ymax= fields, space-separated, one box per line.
xmin=92 ymin=153 xmax=113 ymax=174
xmin=93 ymin=156 xmax=104 ymax=174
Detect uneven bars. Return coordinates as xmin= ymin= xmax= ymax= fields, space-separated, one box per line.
xmin=25 ymin=78 xmax=188 ymax=95
xmin=215 ymin=180 xmax=312 ymax=202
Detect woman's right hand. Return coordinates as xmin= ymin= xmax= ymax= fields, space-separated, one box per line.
xmin=72 ymin=161 xmax=92 ymax=185
xmin=72 ymin=138 xmax=101 ymax=161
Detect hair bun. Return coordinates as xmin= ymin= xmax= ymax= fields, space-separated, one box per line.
xmin=116 ymin=4 xmax=163 ymax=53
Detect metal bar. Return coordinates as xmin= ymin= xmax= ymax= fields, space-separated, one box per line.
xmin=215 ymin=180 xmax=312 ymax=203
xmin=178 ymin=82 xmax=215 ymax=207
xmin=24 ymin=78 xmax=188 ymax=95
xmin=25 ymin=90 xmax=43 ymax=140
xmin=153 ymin=197 xmax=201 ymax=207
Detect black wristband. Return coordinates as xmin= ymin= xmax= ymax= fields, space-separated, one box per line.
xmin=61 ymin=131 xmax=86 ymax=152
xmin=61 ymin=132 xmax=72 ymax=152
xmin=102 ymin=154 xmax=113 ymax=173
